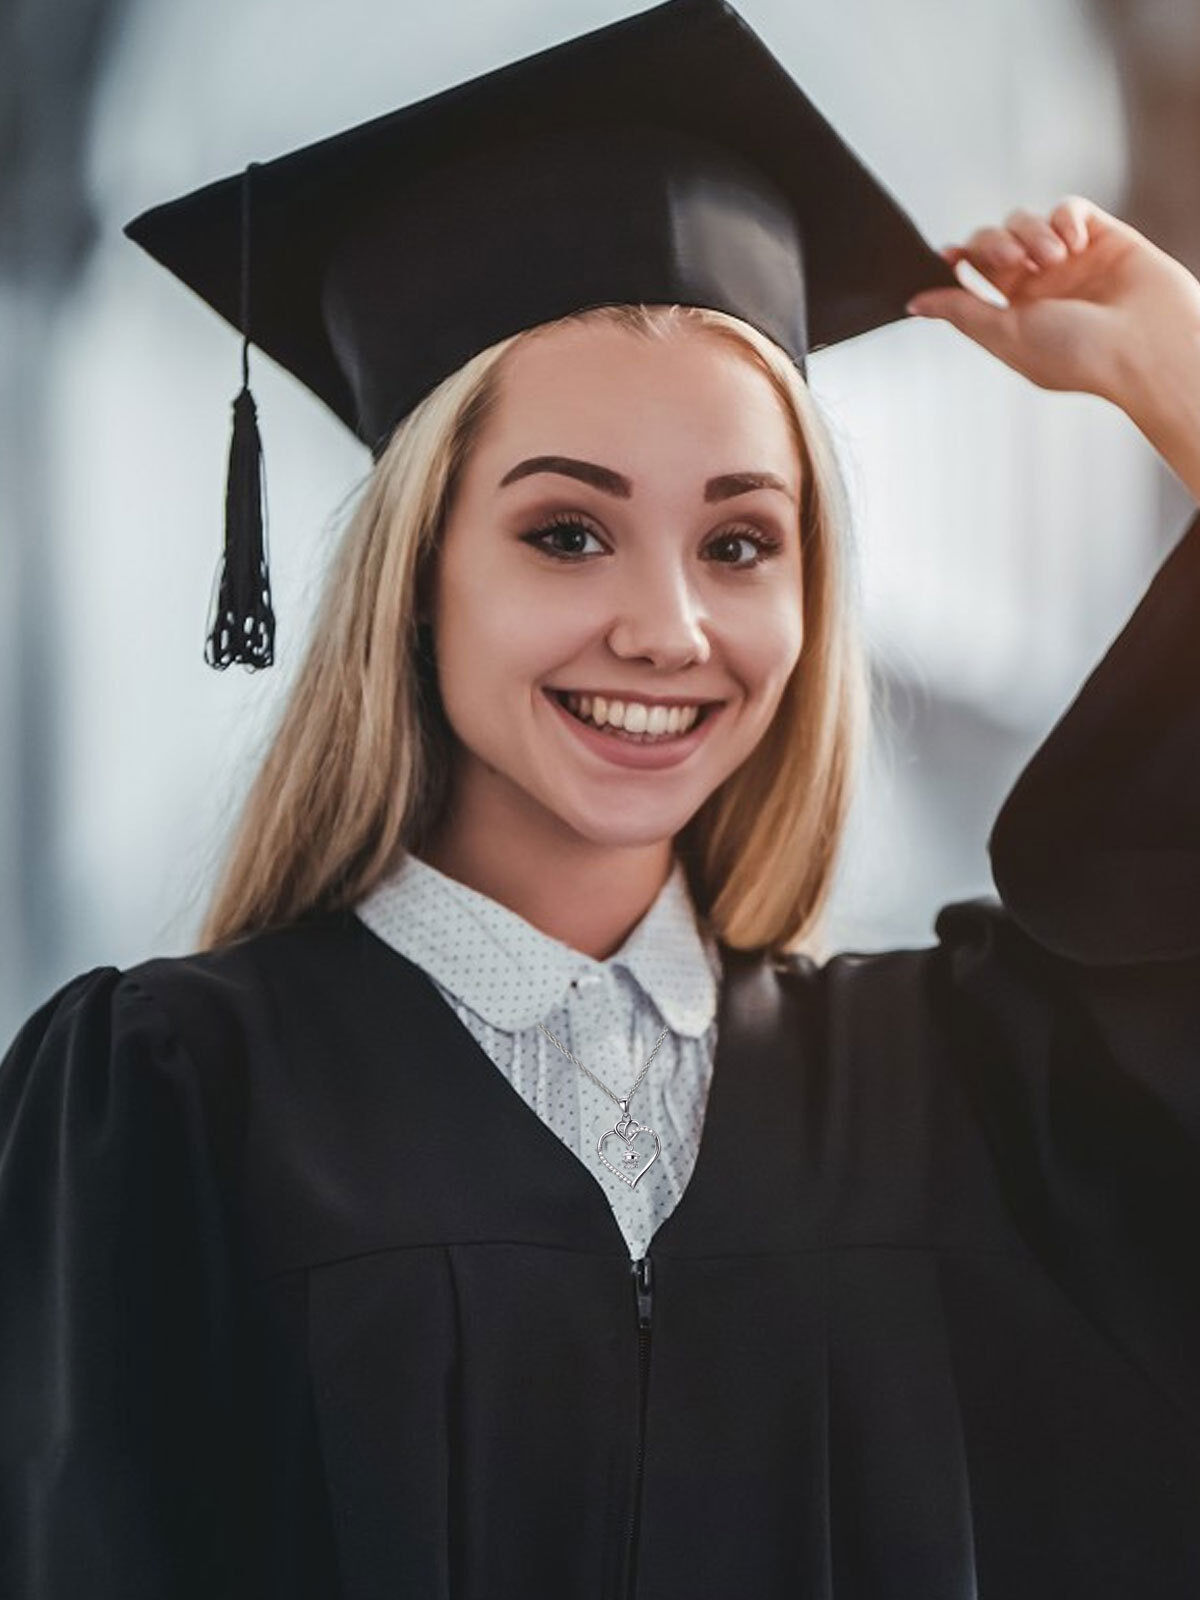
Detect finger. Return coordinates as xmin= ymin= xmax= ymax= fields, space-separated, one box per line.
xmin=958 ymin=224 xmax=1036 ymax=276
xmin=1004 ymin=207 xmax=1069 ymax=268
xmin=952 ymin=227 xmax=1040 ymax=299
xmin=1049 ymin=194 xmax=1137 ymax=253
xmin=1049 ymin=196 xmax=1091 ymax=253
xmin=904 ymin=285 xmax=1017 ymax=359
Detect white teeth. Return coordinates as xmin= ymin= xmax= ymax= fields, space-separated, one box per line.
xmin=559 ymin=691 xmax=708 ymax=738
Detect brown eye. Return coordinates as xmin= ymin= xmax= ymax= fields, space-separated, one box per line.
xmin=705 ymin=528 xmax=783 ymax=569
xmin=521 ymin=517 xmax=605 ymax=559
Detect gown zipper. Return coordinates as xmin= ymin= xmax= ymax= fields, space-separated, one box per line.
xmin=624 ymin=1253 xmax=654 ymax=1599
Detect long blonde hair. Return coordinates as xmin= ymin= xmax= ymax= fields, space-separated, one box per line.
xmin=199 ymin=303 xmax=868 ymax=958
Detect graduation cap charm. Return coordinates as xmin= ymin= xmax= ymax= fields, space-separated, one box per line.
xmin=123 ymin=0 xmax=954 ymax=668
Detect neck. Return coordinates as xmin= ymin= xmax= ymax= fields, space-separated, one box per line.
xmin=421 ymin=807 xmax=675 ymax=961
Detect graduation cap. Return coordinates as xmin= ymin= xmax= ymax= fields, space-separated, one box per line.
xmin=124 ymin=0 xmax=954 ymax=669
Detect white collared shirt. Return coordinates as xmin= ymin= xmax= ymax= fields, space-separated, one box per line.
xmin=356 ymin=853 xmax=722 ymax=1259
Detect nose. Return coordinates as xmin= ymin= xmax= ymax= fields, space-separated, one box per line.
xmin=604 ymin=559 xmax=712 ymax=672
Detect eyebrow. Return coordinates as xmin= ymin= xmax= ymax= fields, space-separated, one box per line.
xmin=497 ymin=455 xmax=796 ymax=504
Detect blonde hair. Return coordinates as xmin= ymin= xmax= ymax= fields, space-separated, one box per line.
xmin=198 ymin=304 xmax=868 ymax=959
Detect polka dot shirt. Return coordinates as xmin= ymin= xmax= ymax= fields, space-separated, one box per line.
xmin=356 ymin=853 xmax=722 ymax=1260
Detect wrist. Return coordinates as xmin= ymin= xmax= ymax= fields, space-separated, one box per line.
xmin=1107 ymin=323 xmax=1200 ymax=503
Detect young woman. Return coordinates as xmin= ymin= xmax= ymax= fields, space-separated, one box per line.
xmin=4 ymin=3 xmax=1200 ymax=1596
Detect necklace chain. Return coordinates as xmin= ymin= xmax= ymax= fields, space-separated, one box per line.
xmin=537 ymin=1019 xmax=669 ymax=1110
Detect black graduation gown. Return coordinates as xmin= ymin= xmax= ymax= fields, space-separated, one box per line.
xmin=2 ymin=508 xmax=1200 ymax=1600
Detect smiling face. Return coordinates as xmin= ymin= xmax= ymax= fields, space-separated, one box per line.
xmin=425 ymin=314 xmax=806 ymax=864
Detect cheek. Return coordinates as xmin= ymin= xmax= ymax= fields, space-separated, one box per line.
xmin=726 ymin=593 xmax=805 ymax=701
xmin=433 ymin=564 xmax=598 ymax=714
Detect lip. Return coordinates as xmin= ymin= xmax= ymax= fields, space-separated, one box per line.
xmin=543 ymin=687 xmax=723 ymax=770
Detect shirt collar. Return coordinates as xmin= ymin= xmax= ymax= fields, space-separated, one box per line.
xmin=356 ymin=852 xmax=720 ymax=1037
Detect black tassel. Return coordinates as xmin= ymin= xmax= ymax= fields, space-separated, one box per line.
xmin=205 ymin=382 xmax=275 ymax=668
xmin=205 ymin=159 xmax=275 ymax=670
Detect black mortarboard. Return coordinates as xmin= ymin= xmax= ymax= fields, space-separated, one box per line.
xmin=124 ymin=0 xmax=954 ymax=668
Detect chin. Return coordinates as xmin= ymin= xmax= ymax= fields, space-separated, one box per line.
xmin=546 ymin=793 xmax=710 ymax=851
xmin=568 ymin=819 xmax=686 ymax=851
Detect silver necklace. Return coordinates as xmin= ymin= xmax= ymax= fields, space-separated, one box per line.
xmin=536 ymin=1018 xmax=669 ymax=1189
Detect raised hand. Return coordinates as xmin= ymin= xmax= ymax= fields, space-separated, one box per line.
xmin=907 ymin=197 xmax=1200 ymax=500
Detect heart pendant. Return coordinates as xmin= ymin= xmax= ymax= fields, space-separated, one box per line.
xmin=597 ymin=1112 xmax=661 ymax=1189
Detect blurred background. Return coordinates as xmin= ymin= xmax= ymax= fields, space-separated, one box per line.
xmin=3 ymin=0 xmax=1198 ymax=1039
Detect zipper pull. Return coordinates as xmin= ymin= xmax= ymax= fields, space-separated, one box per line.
xmin=633 ymin=1255 xmax=653 ymax=1327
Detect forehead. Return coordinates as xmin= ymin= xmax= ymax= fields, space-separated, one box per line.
xmin=475 ymin=316 xmax=801 ymax=485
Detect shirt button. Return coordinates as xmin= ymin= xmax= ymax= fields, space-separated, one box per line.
xmin=574 ymin=972 xmax=603 ymax=989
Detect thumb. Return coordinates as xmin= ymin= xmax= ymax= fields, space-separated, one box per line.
xmin=905 ymin=287 xmax=1015 ymax=356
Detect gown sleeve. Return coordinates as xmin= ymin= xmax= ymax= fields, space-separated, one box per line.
xmin=0 ymin=968 xmax=244 ymax=1598
xmin=934 ymin=503 xmax=1200 ymax=1430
